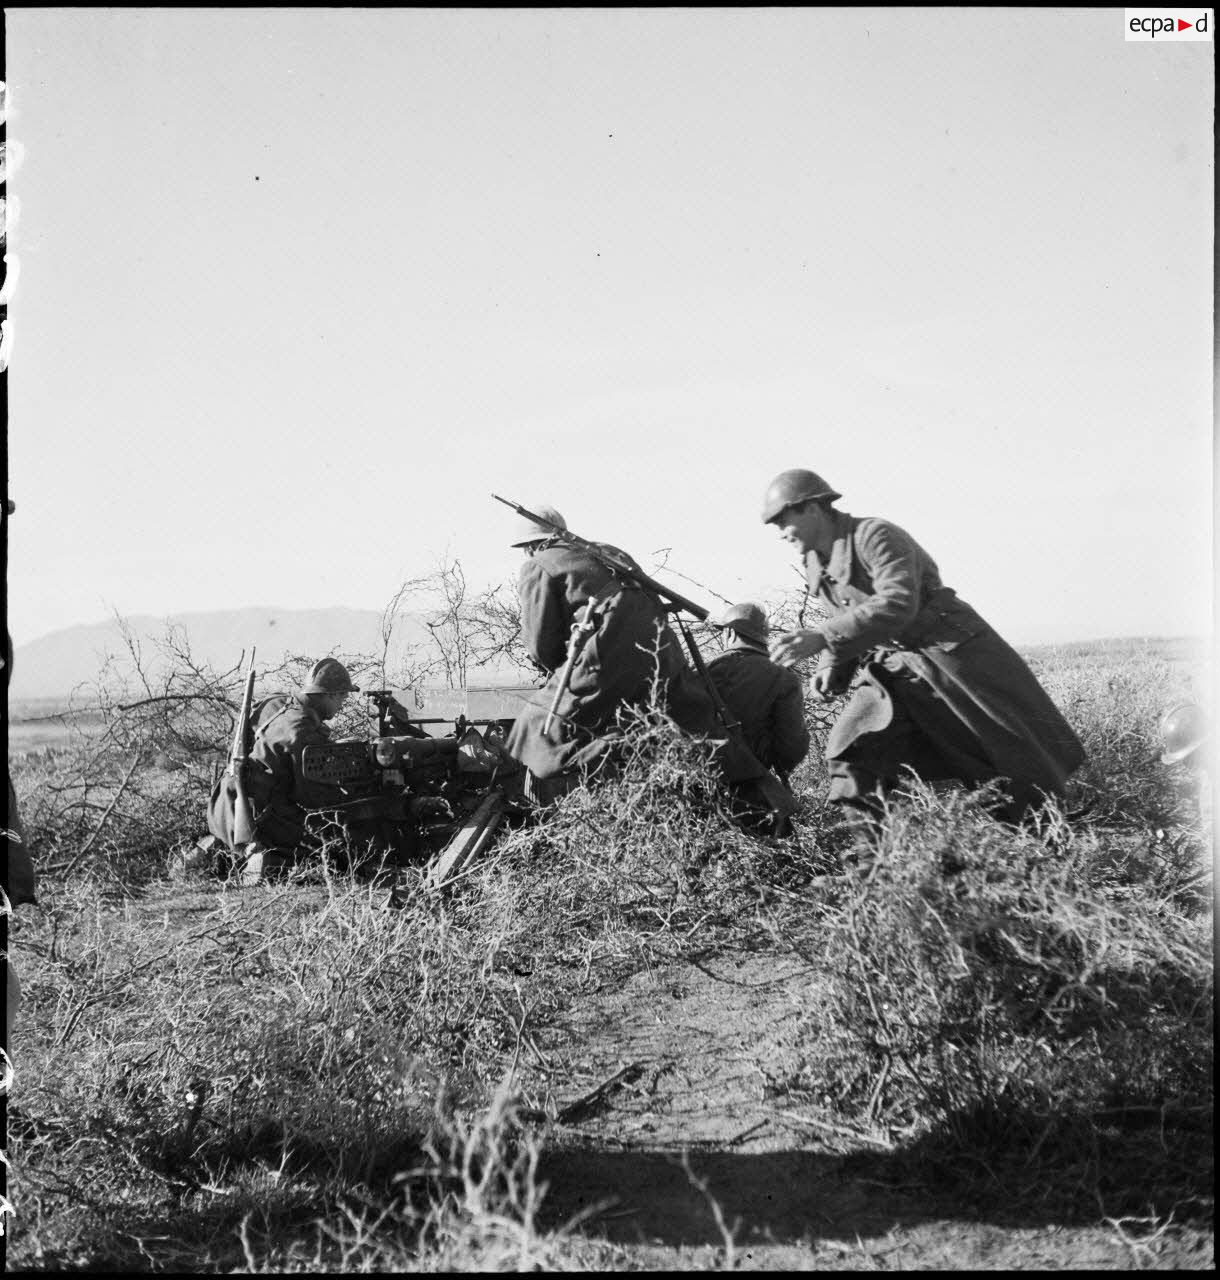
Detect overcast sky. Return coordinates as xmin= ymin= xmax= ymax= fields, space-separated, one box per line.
xmin=5 ymin=7 xmax=1214 ymax=649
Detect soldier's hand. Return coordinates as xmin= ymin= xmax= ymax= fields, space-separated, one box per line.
xmin=808 ymin=669 xmax=835 ymax=702
xmin=769 ymin=628 xmax=828 ymax=667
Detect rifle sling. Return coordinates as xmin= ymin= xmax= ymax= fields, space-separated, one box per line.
xmin=673 ymin=616 xmax=742 ymax=737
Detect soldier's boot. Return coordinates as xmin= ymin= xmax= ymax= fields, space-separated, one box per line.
xmin=170 ymin=835 xmax=222 ymax=881
xmin=833 ymin=795 xmax=886 ymax=877
xmin=769 ymin=810 xmax=795 ymax=840
xmin=240 ymin=845 xmax=293 ymax=887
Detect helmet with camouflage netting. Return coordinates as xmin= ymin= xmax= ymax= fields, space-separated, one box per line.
xmin=509 ymin=504 xmax=568 ymax=547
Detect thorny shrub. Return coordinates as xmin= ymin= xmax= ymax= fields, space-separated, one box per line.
xmin=7 ymin=619 xmax=1213 ymax=1264
xmin=485 ymin=702 xmax=802 ymax=978
xmin=1032 ymin=639 xmax=1210 ymax=825
xmin=777 ymin=778 xmax=1213 ymax=1216
xmin=10 ymin=621 xmax=394 ymax=890
xmin=7 ymin=839 xmax=585 ymax=1270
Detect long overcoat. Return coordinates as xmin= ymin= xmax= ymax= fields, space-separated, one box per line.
xmin=208 ymin=691 xmax=350 ymax=849
xmin=245 ymin=695 xmax=348 ymax=848
xmin=506 ymin=542 xmax=764 ymax=783
xmin=808 ymin=512 xmax=1085 ymax=810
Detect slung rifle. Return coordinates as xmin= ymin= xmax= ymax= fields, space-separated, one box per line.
xmin=492 ymin=494 xmax=796 ymax=824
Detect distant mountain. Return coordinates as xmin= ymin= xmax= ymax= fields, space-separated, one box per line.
xmin=9 ymin=606 xmax=444 ymax=700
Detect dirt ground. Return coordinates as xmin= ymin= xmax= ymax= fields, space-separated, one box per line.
xmin=8 ymin=878 xmax=1212 ymax=1272
xmin=516 ymin=948 xmax=1213 ymax=1270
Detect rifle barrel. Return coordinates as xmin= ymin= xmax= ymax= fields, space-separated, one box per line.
xmin=620 ymin=568 xmax=708 ymax=622
xmin=492 ymin=492 xmax=709 ymax=620
xmin=380 ymin=718 xmax=509 ymax=727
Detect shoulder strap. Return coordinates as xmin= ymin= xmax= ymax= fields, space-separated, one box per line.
xmin=583 ymin=578 xmax=624 ymax=617
xmin=252 ymin=697 xmax=293 ymax=745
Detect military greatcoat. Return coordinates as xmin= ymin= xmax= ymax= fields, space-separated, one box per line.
xmin=506 ymin=542 xmax=765 ymax=784
xmin=245 ymin=695 xmax=349 ymax=849
xmin=707 ymin=643 xmax=810 ymax=777
xmin=807 ymin=512 xmax=1085 ymax=814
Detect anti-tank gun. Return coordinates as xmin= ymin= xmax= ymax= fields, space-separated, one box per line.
xmin=298 ymin=692 xmax=525 ymax=886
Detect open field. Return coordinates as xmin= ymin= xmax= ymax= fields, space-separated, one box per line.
xmin=8 ymin=686 xmax=540 ymax=758
xmin=4 ymin=638 xmax=1213 ymax=1271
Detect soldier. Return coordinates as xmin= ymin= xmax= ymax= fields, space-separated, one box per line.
xmin=762 ymin=469 xmax=1085 ymax=825
xmin=707 ymin=602 xmax=810 ymax=783
xmin=237 ymin=657 xmax=361 ymax=885
xmin=504 ymin=506 xmax=775 ymax=808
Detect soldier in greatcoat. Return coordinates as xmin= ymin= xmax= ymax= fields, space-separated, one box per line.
xmin=707 ymin=602 xmax=810 ymax=783
xmin=504 ymin=506 xmax=777 ymax=808
xmin=236 ymin=658 xmax=360 ymax=884
xmin=762 ymin=470 xmax=1085 ymax=823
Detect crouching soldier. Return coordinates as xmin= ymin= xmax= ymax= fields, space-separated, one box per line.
xmin=211 ymin=658 xmax=360 ymax=885
xmin=708 ymin=603 xmax=810 ymax=786
xmin=762 ymin=469 xmax=1085 ymax=826
xmin=504 ymin=505 xmax=786 ymax=815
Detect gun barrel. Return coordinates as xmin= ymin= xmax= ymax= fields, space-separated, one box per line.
xmin=491 ymin=493 xmax=709 ymax=621
xmin=374 ymin=717 xmax=510 ymax=727
xmin=622 ymin=568 xmax=708 ymax=621
xmin=230 ymin=647 xmax=258 ymax=845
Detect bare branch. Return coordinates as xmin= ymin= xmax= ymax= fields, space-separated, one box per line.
xmin=59 ymin=755 xmax=141 ymax=877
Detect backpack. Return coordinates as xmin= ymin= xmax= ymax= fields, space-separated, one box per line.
xmin=207 ymin=772 xmax=244 ymax=849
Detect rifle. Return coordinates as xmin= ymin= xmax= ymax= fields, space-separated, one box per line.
xmin=492 ymin=495 xmax=780 ymax=796
xmin=228 ymin=648 xmax=258 ymax=845
xmin=493 ymin=494 xmax=709 ymax=620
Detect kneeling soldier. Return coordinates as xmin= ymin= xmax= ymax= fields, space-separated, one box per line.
xmin=240 ymin=657 xmax=360 ymax=885
xmin=708 ymin=603 xmax=810 ymax=785
xmin=504 ymin=505 xmax=775 ymax=808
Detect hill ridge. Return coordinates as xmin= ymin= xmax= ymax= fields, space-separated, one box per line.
xmin=10 ymin=605 xmax=428 ymax=700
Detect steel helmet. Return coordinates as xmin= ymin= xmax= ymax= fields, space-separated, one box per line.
xmin=1158 ymin=702 xmax=1207 ymax=765
xmin=713 ymin=602 xmax=769 ymax=647
xmin=761 ymin=469 xmax=842 ymax=524
xmin=300 ymin=658 xmax=360 ymax=695
xmin=509 ymin=504 xmax=567 ymax=547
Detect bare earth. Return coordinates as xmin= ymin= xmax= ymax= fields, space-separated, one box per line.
xmin=8 ymin=876 xmax=1212 ymax=1271
xmin=514 ymin=946 xmax=1212 ymax=1270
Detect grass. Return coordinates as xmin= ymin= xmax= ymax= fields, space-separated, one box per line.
xmin=7 ymin=859 xmax=594 ymax=1269
xmin=773 ymin=779 xmax=1211 ymax=1211
xmin=4 ymin=637 xmax=1213 ymax=1269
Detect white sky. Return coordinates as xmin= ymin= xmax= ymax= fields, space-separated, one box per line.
xmin=5 ymin=7 xmax=1215 ymax=648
